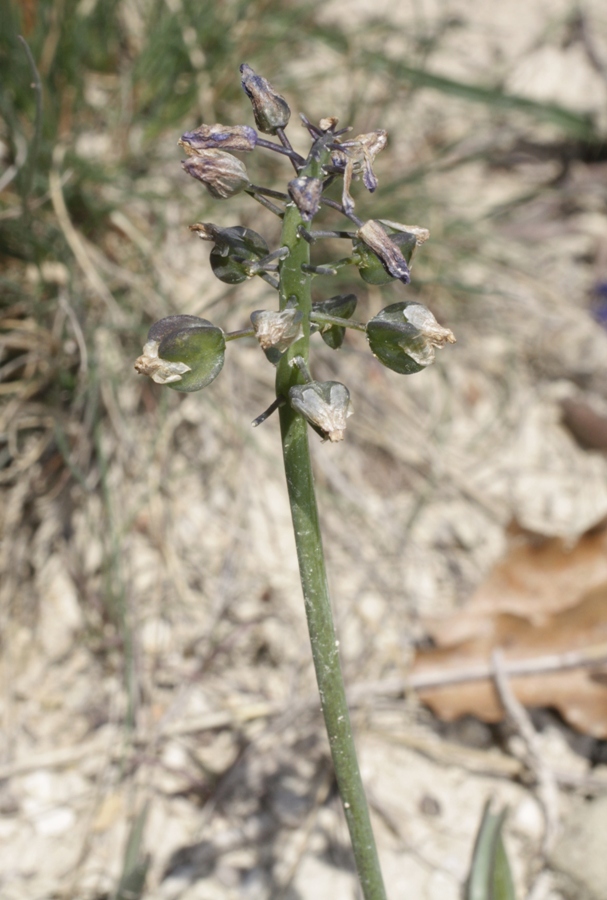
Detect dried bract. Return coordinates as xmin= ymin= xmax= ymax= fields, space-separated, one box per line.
xmin=357 ymin=219 xmax=411 ymax=284
xmin=240 ymin=63 xmax=291 ymax=134
xmin=180 ymin=123 xmax=258 ymax=154
xmin=182 ymin=150 xmax=250 ymax=199
xmin=289 ymin=381 xmax=353 ymax=443
xmin=288 ymin=175 xmax=323 ymax=221
xmin=319 ymin=117 xmax=340 ymax=132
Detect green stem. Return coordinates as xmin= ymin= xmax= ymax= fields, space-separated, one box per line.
xmin=310 ymin=311 xmax=368 ymax=333
xmin=225 ymin=327 xmax=256 ymax=342
xmin=275 ymin=139 xmax=387 ymax=900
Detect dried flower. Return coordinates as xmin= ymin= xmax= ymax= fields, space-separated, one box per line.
xmin=179 ymin=123 xmax=258 ymax=154
xmin=366 ymin=301 xmax=455 ymax=374
xmin=240 ymin=63 xmax=291 ymax=134
xmin=289 ymin=380 xmax=353 ymax=443
xmin=135 ymin=339 xmax=191 ymax=385
xmin=377 ymin=220 xmax=430 ymax=246
xmin=251 ymin=309 xmax=304 ymax=354
xmin=288 ymin=175 xmax=323 ymax=221
xmin=357 ymin=219 xmax=411 ymax=284
xmin=319 ymin=117 xmax=340 ymax=132
xmin=181 ymin=150 xmax=250 ymax=199
xmin=401 ymin=303 xmax=456 ymax=364
xmin=331 ymin=130 xmax=387 ymax=212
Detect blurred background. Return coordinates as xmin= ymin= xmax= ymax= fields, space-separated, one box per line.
xmin=2 ymin=1 xmax=607 ymax=898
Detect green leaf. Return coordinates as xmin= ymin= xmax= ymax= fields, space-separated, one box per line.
xmin=465 ymin=802 xmax=516 ymax=900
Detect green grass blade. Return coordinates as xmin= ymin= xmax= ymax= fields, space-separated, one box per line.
xmin=466 ymin=802 xmax=516 ymax=900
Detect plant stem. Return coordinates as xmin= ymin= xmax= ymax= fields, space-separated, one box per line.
xmin=275 ymin=139 xmax=387 ymax=900
xmin=310 ymin=311 xmax=368 ymax=333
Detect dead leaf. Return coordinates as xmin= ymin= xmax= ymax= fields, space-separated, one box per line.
xmin=412 ymin=525 xmax=607 ymax=736
xmin=426 ymin=525 xmax=607 ymax=647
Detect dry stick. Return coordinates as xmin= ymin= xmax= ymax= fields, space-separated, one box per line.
xmin=491 ymin=650 xmax=559 ymax=855
xmin=405 ymin=640 xmax=607 ymax=692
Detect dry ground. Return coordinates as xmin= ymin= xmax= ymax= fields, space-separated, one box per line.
xmin=2 ymin=1 xmax=607 ymax=898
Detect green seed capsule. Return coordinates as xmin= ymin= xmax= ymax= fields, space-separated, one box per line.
xmin=366 ymin=301 xmax=455 ymax=374
xmin=135 ymin=315 xmax=225 ymax=392
xmin=191 ymin=224 xmax=269 ymax=284
xmin=313 ymin=294 xmax=358 ymax=349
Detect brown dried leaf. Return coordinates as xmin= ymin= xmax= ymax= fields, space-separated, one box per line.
xmin=413 ymin=526 xmax=607 ymax=736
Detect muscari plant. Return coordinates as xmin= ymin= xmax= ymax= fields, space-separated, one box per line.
xmin=135 ymin=65 xmax=455 ymax=900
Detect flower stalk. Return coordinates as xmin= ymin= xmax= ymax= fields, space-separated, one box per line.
xmin=274 ymin=140 xmax=387 ymax=899
xmin=135 ymin=63 xmax=457 ymax=900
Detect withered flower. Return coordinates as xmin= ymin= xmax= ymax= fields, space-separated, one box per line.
xmin=179 ymin=123 xmax=258 ymax=154
xmin=182 ymin=150 xmax=250 ymax=199
xmin=135 ymin=339 xmax=191 ymax=385
xmin=289 ymin=381 xmax=353 ymax=443
xmin=331 ymin=130 xmax=387 ymax=212
xmin=250 ymin=309 xmax=304 ymax=353
xmin=401 ymin=303 xmax=455 ymax=366
xmin=240 ymin=63 xmax=291 ymax=134
xmin=288 ymin=175 xmax=323 ymax=221
xmin=357 ymin=219 xmax=411 ymax=284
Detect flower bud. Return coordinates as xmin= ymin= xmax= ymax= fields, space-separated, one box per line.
xmin=251 ymin=308 xmax=304 ymax=363
xmin=135 ymin=315 xmax=225 ymax=392
xmin=179 ymin=123 xmax=258 ymax=154
xmin=189 ymin=223 xmax=269 ymax=284
xmin=182 ymin=150 xmax=250 ymax=199
xmin=313 ymin=294 xmax=358 ymax=349
xmin=356 ymin=220 xmax=411 ymax=284
xmin=289 ymin=380 xmax=353 ymax=443
xmin=287 ymin=175 xmax=323 ymax=221
xmin=240 ymin=63 xmax=291 ymax=134
xmin=366 ymin=301 xmax=455 ymax=374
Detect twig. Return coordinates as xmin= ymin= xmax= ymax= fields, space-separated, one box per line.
xmin=407 ymin=640 xmax=607 ymax=691
xmin=491 ymin=649 xmax=559 ymax=855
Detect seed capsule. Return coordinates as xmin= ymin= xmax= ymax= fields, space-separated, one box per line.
xmin=181 ymin=150 xmax=250 ymax=199
xmin=312 ymin=294 xmax=358 ymax=349
xmin=135 ymin=315 xmax=225 ymax=392
xmin=366 ymin=301 xmax=455 ymax=374
xmin=189 ymin=223 xmax=269 ymax=284
xmin=179 ymin=123 xmax=258 ymax=153
xmin=240 ymin=63 xmax=291 ymax=134
xmin=289 ymin=380 xmax=353 ymax=442
xmin=288 ymin=175 xmax=323 ymax=221
xmin=356 ymin=220 xmax=411 ymax=284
